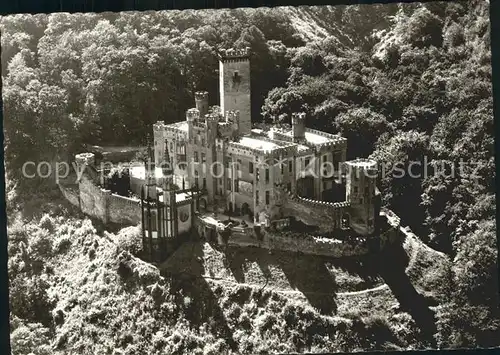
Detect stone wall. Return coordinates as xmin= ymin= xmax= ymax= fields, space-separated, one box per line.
xmin=193 ymin=207 xmax=404 ymax=258
xmin=265 ymin=233 xmax=369 ymax=257
xmin=63 ymin=172 xmax=141 ymax=226
xmin=107 ymin=193 xmax=141 ymax=225
xmin=281 ymin=194 xmax=349 ymax=231
xmin=222 ymin=228 xmax=369 ymax=257
xmin=58 ymin=184 xmax=80 ymax=207
xmin=79 ymin=175 xmax=109 ymax=222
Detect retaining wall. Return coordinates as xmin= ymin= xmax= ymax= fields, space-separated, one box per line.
xmin=108 ymin=193 xmax=141 ymax=225
xmin=61 ymin=173 xmax=141 ymax=226
xmin=58 ymin=184 xmax=80 ymax=207
xmin=281 ymin=193 xmax=349 ymax=230
xmin=79 ymin=175 xmax=109 ymax=222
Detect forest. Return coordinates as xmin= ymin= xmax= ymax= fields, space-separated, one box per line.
xmin=2 ymin=1 xmax=498 ymax=353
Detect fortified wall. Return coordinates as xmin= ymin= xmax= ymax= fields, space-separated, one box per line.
xmin=59 ymin=153 xmax=142 ymax=226
xmin=193 ymin=208 xmax=402 ymax=258
xmin=281 ymin=192 xmax=350 ymax=231
xmin=59 ymin=153 xmax=403 ymax=259
xmin=79 ymin=173 xmax=141 ymax=225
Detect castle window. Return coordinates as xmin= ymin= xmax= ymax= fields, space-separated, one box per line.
xmin=256 ymin=169 xmax=260 ymax=182
xmin=265 ymin=191 xmax=270 ymax=205
xmin=281 ymin=163 xmax=284 ymax=174
xmin=203 ymin=178 xmax=206 ymax=189
xmin=201 ymin=138 xmax=205 ymax=146
xmin=201 ymin=153 xmax=206 ymax=163
xmin=194 ymin=151 xmax=199 ymax=162
xmin=289 ymin=160 xmax=292 ymax=172
xmin=305 ymin=158 xmax=310 ymax=167
xmin=323 ymin=155 xmax=327 ymax=162
xmin=256 ymin=190 xmax=259 ymax=205
xmin=359 ymin=198 xmax=363 ymax=204
xmin=237 ymin=159 xmax=242 ymax=170
xmin=234 ymin=179 xmax=239 ymax=192
xmin=354 ymin=186 xmax=358 ymax=193
xmin=225 ymin=158 xmax=231 ymax=168
xmin=249 ymin=161 xmax=254 ymax=173
xmin=233 ymin=71 xmax=241 ymax=84
xmin=170 ymin=142 xmax=173 ymax=151
xmin=287 ymin=182 xmax=291 ymax=191
xmin=265 ymin=169 xmax=269 ymax=183
xmin=195 ymin=178 xmax=199 ymax=188
xmin=227 ymin=178 xmax=231 ymax=190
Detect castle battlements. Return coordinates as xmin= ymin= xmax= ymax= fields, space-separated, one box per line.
xmin=195 ymin=91 xmax=209 ymax=101
xmin=60 ymin=47 xmax=397 ymax=264
xmin=218 ymin=47 xmax=251 ymax=61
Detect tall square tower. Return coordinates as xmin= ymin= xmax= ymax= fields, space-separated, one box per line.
xmin=218 ymin=47 xmax=251 ymax=135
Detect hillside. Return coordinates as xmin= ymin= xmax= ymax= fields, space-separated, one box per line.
xmin=3 ymin=0 xmax=498 ymax=352
xmin=8 ymin=192 xmax=455 ymax=354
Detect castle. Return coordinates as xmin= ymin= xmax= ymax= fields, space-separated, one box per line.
xmin=124 ymin=47 xmax=383 ymax=261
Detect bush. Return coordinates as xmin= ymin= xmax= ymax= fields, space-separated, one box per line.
xmin=10 ymin=322 xmax=52 ymax=355
xmin=28 ymin=228 xmax=53 ymax=260
xmin=53 ymin=235 xmax=72 ymax=254
xmin=115 ymin=226 xmax=142 ymax=255
xmin=38 ymin=214 xmax=55 ymax=232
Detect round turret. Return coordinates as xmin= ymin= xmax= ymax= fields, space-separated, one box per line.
xmin=75 ymin=152 xmax=95 ymax=168
xmin=195 ymin=91 xmax=209 ymax=117
xmin=186 ymin=108 xmax=200 ymax=122
xmin=291 ymin=112 xmax=306 ymax=142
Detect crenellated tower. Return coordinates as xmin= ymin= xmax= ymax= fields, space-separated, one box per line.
xmin=162 ymin=139 xmax=177 ymax=239
xmin=345 ymin=159 xmax=377 ymax=236
xmin=186 ymin=108 xmax=199 ymax=142
xmin=218 ymin=47 xmax=251 ymax=135
xmin=144 ymin=143 xmax=157 ymax=200
xmin=153 ymin=121 xmax=165 ymax=166
xmin=195 ymin=91 xmax=209 ymax=118
xmin=291 ymin=112 xmax=306 ymax=143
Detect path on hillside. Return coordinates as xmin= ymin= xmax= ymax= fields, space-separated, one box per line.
xmin=165 ymin=269 xmax=389 ymax=297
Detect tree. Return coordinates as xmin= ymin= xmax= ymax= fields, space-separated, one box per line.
xmin=334 ymin=107 xmax=389 ymax=158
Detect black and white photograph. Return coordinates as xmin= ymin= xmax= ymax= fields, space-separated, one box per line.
xmin=1 ymin=0 xmax=498 ymax=354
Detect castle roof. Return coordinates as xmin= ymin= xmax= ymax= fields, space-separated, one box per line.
xmin=232 ymin=136 xmax=281 ymax=152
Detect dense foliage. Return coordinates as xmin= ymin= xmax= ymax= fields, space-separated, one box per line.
xmin=3 ymin=0 xmax=497 ymax=351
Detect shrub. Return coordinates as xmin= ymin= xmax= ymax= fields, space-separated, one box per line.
xmin=115 ymin=226 xmax=142 ymax=255
xmin=53 ymin=235 xmax=72 ymax=254
xmin=443 ymin=22 xmax=465 ymax=48
xmin=10 ymin=322 xmax=52 ymax=355
xmin=38 ymin=214 xmax=54 ymax=232
xmin=28 ymin=228 xmax=53 ymax=259
xmin=117 ymin=260 xmax=133 ymax=279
